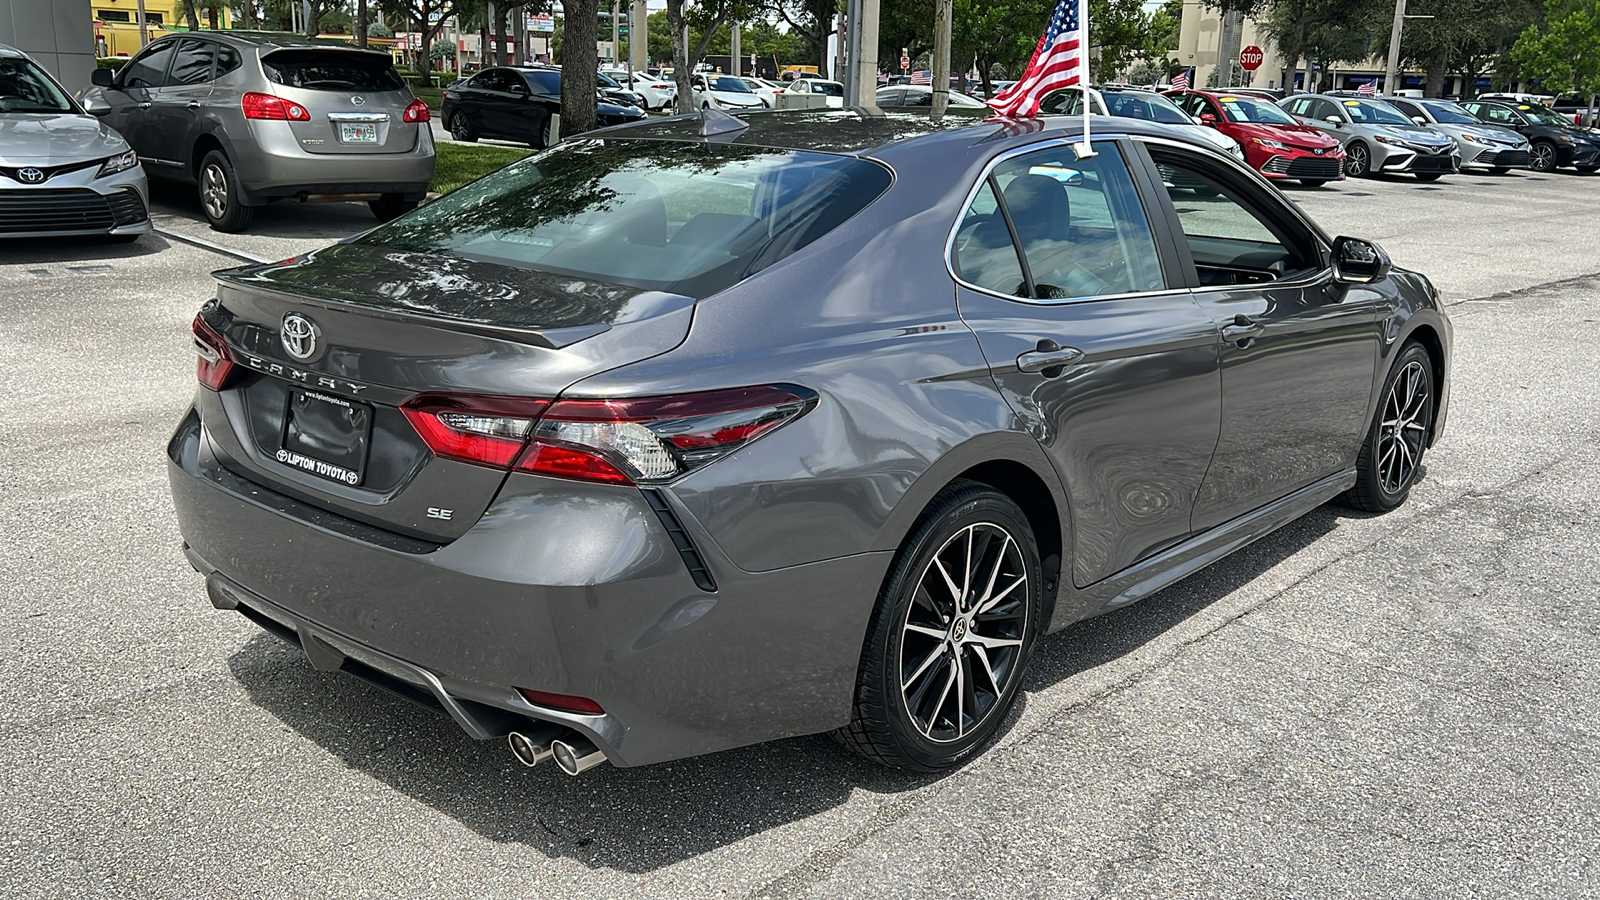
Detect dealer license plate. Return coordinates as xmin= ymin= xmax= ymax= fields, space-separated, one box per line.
xmin=339 ymin=122 xmax=378 ymax=143
xmin=278 ymin=389 xmax=373 ymax=486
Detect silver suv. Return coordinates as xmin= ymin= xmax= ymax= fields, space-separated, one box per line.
xmin=81 ymin=32 xmax=434 ymax=232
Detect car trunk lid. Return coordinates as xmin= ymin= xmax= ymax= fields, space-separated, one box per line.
xmin=200 ymin=242 xmax=694 ymax=542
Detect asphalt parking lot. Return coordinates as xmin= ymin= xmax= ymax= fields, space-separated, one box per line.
xmin=3 ymin=168 xmax=1599 ymax=898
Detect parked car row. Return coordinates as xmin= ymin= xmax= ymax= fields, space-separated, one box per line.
xmin=440 ymin=65 xmax=645 ymax=148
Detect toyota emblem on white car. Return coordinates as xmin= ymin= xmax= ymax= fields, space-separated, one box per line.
xmin=16 ymin=167 xmax=45 ymax=184
xmin=280 ymin=313 xmax=319 ymax=360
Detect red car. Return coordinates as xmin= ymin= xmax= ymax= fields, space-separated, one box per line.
xmin=1166 ymin=89 xmax=1347 ymax=186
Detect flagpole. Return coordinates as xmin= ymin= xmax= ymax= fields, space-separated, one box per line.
xmin=1077 ymin=0 xmax=1094 ymax=157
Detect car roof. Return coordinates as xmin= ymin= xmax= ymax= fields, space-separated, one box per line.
xmin=583 ymin=107 xmax=1221 ymax=158
xmin=0 ymin=43 xmax=26 ymax=59
xmin=187 ymin=30 xmax=393 ymax=57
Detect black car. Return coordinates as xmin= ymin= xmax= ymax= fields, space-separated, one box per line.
xmin=440 ymin=66 xmax=644 ymax=149
xmin=596 ymin=71 xmax=646 ymax=110
xmin=1460 ymin=99 xmax=1600 ymax=173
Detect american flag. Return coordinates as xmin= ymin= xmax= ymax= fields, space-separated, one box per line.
xmin=1171 ymin=69 xmax=1190 ymax=91
xmin=1357 ymin=80 xmax=1376 ymax=96
xmin=909 ymin=69 xmax=932 ymax=85
xmin=986 ymin=0 xmax=1084 ymax=117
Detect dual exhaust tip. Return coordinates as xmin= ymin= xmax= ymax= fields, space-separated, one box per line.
xmin=507 ymin=723 xmax=608 ymax=776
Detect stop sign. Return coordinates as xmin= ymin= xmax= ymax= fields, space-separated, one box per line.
xmin=1239 ymin=45 xmax=1264 ymax=71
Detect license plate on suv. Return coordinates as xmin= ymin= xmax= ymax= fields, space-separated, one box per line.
xmin=278 ymin=389 xmax=372 ymax=486
xmin=339 ymin=122 xmax=378 ymax=143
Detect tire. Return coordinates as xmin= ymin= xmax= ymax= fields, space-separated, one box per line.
xmin=1488 ymin=166 xmax=1510 ymax=175
xmin=1344 ymin=142 xmax=1372 ymax=178
xmin=834 ymin=480 xmax=1042 ymax=771
xmin=1338 ymin=341 xmax=1435 ymax=513
xmin=1300 ymin=179 xmax=1330 ymax=187
xmin=1530 ymin=141 xmax=1558 ymax=172
xmin=1414 ymin=172 xmax=1444 ymax=182
xmin=532 ymin=114 xmax=557 ymax=150
xmin=197 ymin=149 xmax=254 ymax=233
xmin=449 ymin=111 xmax=477 ymax=142
xmin=368 ymin=193 xmax=418 ymax=223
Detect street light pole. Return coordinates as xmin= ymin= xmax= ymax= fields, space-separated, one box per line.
xmin=1384 ymin=0 xmax=1406 ymax=94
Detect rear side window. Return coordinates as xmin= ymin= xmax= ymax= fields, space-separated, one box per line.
xmin=216 ymin=45 xmax=243 ymax=77
xmin=262 ymin=50 xmax=405 ymax=92
xmin=358 ymin=140 xmax=893 ymax=301
xmin=959 ymin=143 xmax=1166 ymax=300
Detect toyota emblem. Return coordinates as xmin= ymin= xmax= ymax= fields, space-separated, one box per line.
xmin=350 ymin=95 xmax=366 ymax=107
xmin=281 ymin=313 xmax=319 ymax=360
xmin=16 ymin=167 xmax=45 ymax=184
xmin=1314 ymin=147 xmax=1324 ymax=155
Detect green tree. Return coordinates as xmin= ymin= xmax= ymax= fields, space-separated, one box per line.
xmin=1513 ymin=0 xmax=1600 ymax=99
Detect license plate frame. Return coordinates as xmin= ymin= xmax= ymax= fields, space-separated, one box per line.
xmin=338 ymin=122 xmax=379 ymax=144
xmin=278 ymin=389 xmax=373 ymax=487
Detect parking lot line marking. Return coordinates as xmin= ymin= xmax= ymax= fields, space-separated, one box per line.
xmin=152 ymin=225 xmax=275 ymax=265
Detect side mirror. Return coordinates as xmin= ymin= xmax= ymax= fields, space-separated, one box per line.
xmin=1199 ymin=112 xmax=1218 ymax=125
xmin=1412 ymin=116 xmax=1427 ymax=125
xmin=91 ymin=68 xmax=114 ymax=88
xmin=1324 ymin=115 xmax=1343 ymax=126
xmin=81 ymin=93 xmax=113 ymax=116
xmin=1332 ymin=235 xmax=1391 ymax=284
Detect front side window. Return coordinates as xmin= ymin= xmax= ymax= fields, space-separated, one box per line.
xmin=169 ymin=39 xmax=216 ymax=86
xmin=0 ymin=57 xmax=75 ymax=113
xmin=527 ymin=70 xmax=560 ymax=95
xmin=358 ymin=140 xmax=893 ymax=302
xmin=121 ymin=40 xmax=177 ymax=90
xmin=955 ymin=143 xmax=1167 ymax=300
xmin=1151 ymin=149 xmax=1318 ymax=285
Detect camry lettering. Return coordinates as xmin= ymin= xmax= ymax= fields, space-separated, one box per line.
xmin=244 ymin=356 xmax=368 ymax=393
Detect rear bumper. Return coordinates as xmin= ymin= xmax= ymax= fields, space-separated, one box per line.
xmin=231 ymin=120 xmax=436 ymax=203
xmin=167 ymin=405 xmax=886 ymax=766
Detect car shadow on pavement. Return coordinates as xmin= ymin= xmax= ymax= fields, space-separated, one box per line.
xmin=224 ymin=504 xmax=1339 ymax=872
xmin=146 ymin=180 xmax=380 ymax=240
xmin=0 ymin=232 xmax=171 ymax=264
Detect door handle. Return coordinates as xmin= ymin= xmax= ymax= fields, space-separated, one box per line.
xmin=1016 ymin=341 xmax=1084 ymax=374
xmin=1221 ymin=314 xmax=1265 ymax=345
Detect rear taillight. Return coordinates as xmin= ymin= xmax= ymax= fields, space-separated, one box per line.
xmin=192 ymin=314 xmax=235 ymax=391
xmin=241 ymin=91 xmax=309 ymax=121
xmin=401 ymin=385 xmax=816 ymax=485
xmin=400 ymin=394 xmax=551 ymax=468
xmin=403 ymin=98 xmax=430 ymax=122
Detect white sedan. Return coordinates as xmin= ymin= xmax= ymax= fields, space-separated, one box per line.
xmin=602 ymin=69 xmax=676 ymax=111
xmin=740 ymin=77 xmax=787 ymax=108
xmin=691 ymin=74 xmax=765 ymax=111
xmin=782 ymin=78 xmax=846 ymax=108
xmin=876 ymin=84 xmax=988 ymax=109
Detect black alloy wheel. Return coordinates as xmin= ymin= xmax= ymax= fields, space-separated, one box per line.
xmin=1344 ymin=142 xmax=1372 ymax=177
xmin=1340 ymin=341 xmax=1435 ymax=513
xmin=836 ymin=480 xmax=1041 ymax=771
xmin=449 ymin=111 xmax=477 ymax=142
xmin=197 ymin=149 xmax=254 ymax=233
xmin=1530 ymin=141 xmax=1558 ymax=172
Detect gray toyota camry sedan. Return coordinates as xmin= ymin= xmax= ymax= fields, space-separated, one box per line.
xmin=168 ymin=109 xmax=1451 ymax=774
xmin=0 ymin=44 xmax=150 ymax=240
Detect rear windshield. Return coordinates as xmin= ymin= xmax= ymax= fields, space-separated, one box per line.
xmin=262 ymin=50 xmax=405 ymax=92
xmin=358 ymin=140 xmax=893 ymax=300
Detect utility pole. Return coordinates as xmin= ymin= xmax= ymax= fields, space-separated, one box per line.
xmin=1383 ymin=0 xmax=1406 ymax=94
xmin=135 ymin=0 xmax=148 ymax=47
xmin=842 ymin=0 xmax=879 ymax=107
xmin=931 ymin=0 xmax=951 ymax=115
xmin=630 ymin=0 xmax=647 ymax=71
xmin=730 ymin=22 xmax=740 ymax=77
xmin=611 ymin=0 xmax=620 ymax=65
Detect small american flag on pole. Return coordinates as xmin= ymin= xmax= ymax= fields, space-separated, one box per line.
xmin=1171 ymin=69 xmax=1190 ymax=91
xmin=1357 ymin=80 xmax=1376 ymax=95
xmin=909 ymin=69 xmax=932 ymax=85
xmin=986 ymin=0 xmax=1086 ymax=118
